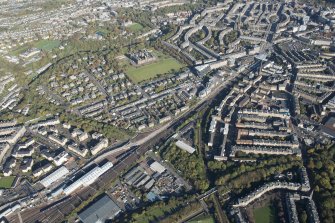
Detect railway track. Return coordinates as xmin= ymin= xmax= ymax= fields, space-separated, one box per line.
xmin=12 ymin=67 xmax=246 ymax=223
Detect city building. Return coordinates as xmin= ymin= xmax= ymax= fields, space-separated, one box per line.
xmin=40 ymin=166 xmax=70 ymax=188
xmin=175 ymin=140 xmax=195 ymax=154
xmin=78 ymin=194 xmax=121 ymax=223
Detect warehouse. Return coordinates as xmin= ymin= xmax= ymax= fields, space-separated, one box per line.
xmin=175 ymin=140 xmax=195 ymax=153
xmin=321 ymin=117 xmax=335 ymax=138
xmin=78 ymin=194 xmax=121 ymax=223
xmin=149 ymin=161 xmax=166 ymax=174
xmin=63 ymin=161 xmax=113 ymax=195
xmin=40 ymin=166 xmax=70 ymax=188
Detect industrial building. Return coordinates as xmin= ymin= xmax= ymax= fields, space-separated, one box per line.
xmin=175 ymin=140 xmax=195 ymax=154
xmin=149 ymin=161 xmax=166 ymax=174
xmin=63 ymin=161 xmax=113 ymax=195
xmin=78 ymin=194 xmax=121 ymax=223
xmin=321 ymin=117 xmax=335 ymax=138
xmin=40 ymin=166 xmax=70 ymax=188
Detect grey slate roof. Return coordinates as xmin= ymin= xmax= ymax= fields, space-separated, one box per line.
xmin=78 ymin=194 xmax=121 ymax=223
xmin=321 ymin=117 xmax=335 ymax=138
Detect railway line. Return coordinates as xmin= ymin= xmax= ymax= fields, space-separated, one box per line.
xmin=8 ymin=65 xmax=248 ymax=223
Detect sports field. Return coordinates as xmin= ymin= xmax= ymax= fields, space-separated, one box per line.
xmin=126 ymin=58 xmax=184 ymax=83
xmin=11 ymin=40 xmax=61 ymax=56
xmin=128 ymin=23 xmax=144 ymax=32
xmin=0 ymin=176 xmax=15 ymax=188
xmin=253 ymin=204 xmax=277 ymax=223
xmin=35 ymin=40 xmax=61 ymax=51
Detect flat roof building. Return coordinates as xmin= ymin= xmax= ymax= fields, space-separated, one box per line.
xmin=78 ymin=194 xmax=121 ymax=223
xmin=176 ymin=140 xmax=195 ymax=154
xmin=321 ymin=117 xmax=335 ymax=138
xmin=149 ymin=161 xmax=166 ymax=174
xmin=40 ymin=166 xmax=69 ymax=188
xmin=63 ymin=162 xmax=113 ymax=195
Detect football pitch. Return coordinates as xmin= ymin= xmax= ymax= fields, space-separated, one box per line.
xmin=0 ymin=176 xmax=15 ymax=189
xmin=126 ymin=58 xmax=184 ymax=83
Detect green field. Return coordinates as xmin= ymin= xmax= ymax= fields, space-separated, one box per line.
xmin=189 ymin=214 xmax=215 ymax=223
xmin=96 ymin=27 xmax=110 ymax=36
xmin=128 ymin=23 xmax=144 ymax=32
xmin=126 ymin=58 xmax=184 ymax=83
xmin=0 ymin=176 xmax=15 ymax=188
xmin=132 ymin=204 xmax=174 ymax=223
xmin=10 ymin=40 xmax=61 ymax=56
xmin=35 ymin=40 xmax=61 ymax=50
xmin=253 ymin=204 xmax=278 ymax=223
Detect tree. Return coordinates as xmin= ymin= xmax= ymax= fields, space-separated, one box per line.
xmin=300 ymin=211 xmax=308 ymax=223
xmin=316 ymin=160 xmax=323 ymax=169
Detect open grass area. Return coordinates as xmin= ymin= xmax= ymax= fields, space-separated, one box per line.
xmin=253 ymin=204 xmax=277 ymax=223
xmin=96 ymin=27 xmax=110 ymax=36
xmin=126 ymin=58 xmax=184 ymax=83
xmin=35 ymin=40 xmax=61 ymax=51
xmin=128 ymin=23 xmax=144 ymax=32
xmin=132 ymin=203 xmax=175 ymax=223
xmin=0 ymin=176 xmax=15 ymax=188
xmin=10 ymin=46 xmax=30 ymax=56
xmin=189 ymin=214 xmax=215 ymax=223
xmin=10 ymin=39 xmax=61 ymax=56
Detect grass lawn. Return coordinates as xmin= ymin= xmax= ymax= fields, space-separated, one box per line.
xmin=128 ymin=23 xmax=144 ymax=32
xmin=0 ymin=176 xmax=15 ymax=188
xmin=35 ymin=40 xmax=61 ymax=51
xmin=10 ymin=45 xmax=30 ymax=56
xmin=10 ymin=40 xmax=61 ymax=56
xmin=126 ymin=58 xmax=184 ymax=83
xmin=189 ymin=214 xmax=215 ymax=223
xmin=133 ymin=205 xmax=172 ymax=223
xmin=253 ymin=204 xmax=278 ymax=223
xmin=96 ymin=27 xmax=110 ymax=36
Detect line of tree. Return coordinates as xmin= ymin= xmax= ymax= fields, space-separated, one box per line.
xmin=306 ymin=144 xmax=335 ymax=223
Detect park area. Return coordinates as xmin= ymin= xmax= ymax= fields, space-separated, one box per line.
xmin=253 ymin=203 xmax=278 ymax=223
xmin=125 ymin=48 xmax=185 ymax=84
xmin=126 ymin=58 xmax=184 ymax=83
xmin=0 ymin=176 xmax=15 ymax=189
xmin=35 ymin=40 xmax=61 ymax=51
xmin=10 ymin=39 xmax=61 ymax=56
xmin=128 ymin=23 xmax=144 ymax=32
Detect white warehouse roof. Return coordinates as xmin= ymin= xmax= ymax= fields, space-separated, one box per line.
xmin=63 ymin=162 xmax=113 ymax=195
xmin=149 ymin=161 xmax=166 ymax=174
xmin=40 ymin=166 xmax=69 ymax=188
xmin=176 ymin=140 xmax=195 ymax=154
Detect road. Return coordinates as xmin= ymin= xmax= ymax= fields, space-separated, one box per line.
xmin=7 ymin=62 xmax=254 ymax=223
xmin=85 ymin=72 xmax=237 ymax=166
xmin=85 ymin=70 xmax=109 ymax=98
xmin=85 ymin=120 xmax=172 ymax=165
